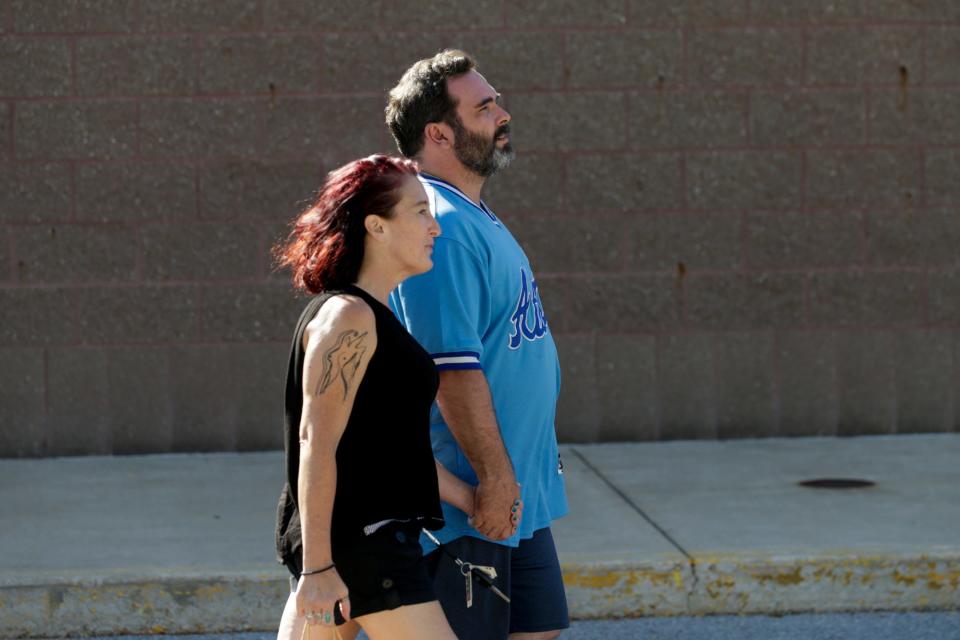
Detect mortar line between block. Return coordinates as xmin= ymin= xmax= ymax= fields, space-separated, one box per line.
xmin=568 ymin=446 xmax=692 ymax=560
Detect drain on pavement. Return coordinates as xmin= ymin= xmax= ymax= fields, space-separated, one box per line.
xmin=797 ymin=478 xmax=876 ymax=489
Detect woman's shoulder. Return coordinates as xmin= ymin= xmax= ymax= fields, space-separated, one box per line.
xmin=303 ymin=292 xmax=377 ymax=347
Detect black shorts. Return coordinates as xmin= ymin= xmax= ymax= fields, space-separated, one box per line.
xmin=291 ymin=523 xmax=437 ymax=623
xmin=426 ymin=527 xmax=569 ymax=640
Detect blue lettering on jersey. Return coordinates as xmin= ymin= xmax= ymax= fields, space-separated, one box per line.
xmin=508 ymin=268 xmax=549 ymax=350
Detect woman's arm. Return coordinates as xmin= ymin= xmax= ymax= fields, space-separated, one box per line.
xmin=297 ymin=296 xmax=377 ymax=623
xmin=435 ymin=459 xmax=476 ymax=517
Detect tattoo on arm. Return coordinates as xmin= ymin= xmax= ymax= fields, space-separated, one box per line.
xmin=315 ymin=330 xmax=369 ymax=399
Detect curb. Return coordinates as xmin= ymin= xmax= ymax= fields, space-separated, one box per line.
xmin=0 ymin=572 xmax=287 ymax=638
xmin=3 ymin=552 xmax=959 ymax=637
xmin=564 ymin=550 xmax=960 ymax=619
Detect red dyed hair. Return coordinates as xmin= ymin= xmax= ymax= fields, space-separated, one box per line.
xmin=275 ymin=155 xmax=419 ymax=294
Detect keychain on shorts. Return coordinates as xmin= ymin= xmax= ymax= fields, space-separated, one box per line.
xmin=422 ymin=529 xmax=510 ymax=608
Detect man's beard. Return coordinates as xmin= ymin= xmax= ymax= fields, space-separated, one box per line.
xmin=449 ymin=116 xmax=515 ymax=178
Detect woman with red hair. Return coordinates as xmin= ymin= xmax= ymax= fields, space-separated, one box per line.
xmin=274 ymin=155 xmax=470 ymax=640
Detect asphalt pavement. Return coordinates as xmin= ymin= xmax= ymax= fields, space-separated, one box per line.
xmin=1 ymin=435 xmax=959 ymax=637
xmin=79 ymin=612 xmax=960 ymax=640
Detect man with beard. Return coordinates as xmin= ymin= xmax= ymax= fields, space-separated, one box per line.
xmin=385 ymin=50 xmax=569 ymax=640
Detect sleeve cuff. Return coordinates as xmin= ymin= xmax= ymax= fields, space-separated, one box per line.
xmin=432 ymin=351 xmax=482 ymax=371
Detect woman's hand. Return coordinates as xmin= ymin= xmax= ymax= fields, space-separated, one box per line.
xmin=296 ymin=569 xmax=351 ymax=627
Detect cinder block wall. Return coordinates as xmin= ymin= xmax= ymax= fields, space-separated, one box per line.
xmin=2 ymin=1 xmax=959 ymax=457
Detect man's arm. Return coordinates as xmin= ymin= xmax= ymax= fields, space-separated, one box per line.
xmin=436 ymin=369 xmax=520 ymax=541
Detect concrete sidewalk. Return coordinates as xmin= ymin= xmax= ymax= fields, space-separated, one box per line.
xmin=1 ymin=435 xmax=958 ymax=637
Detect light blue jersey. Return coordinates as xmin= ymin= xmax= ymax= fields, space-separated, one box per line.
xmin=390 ymin=173 xmax=568 ymax=549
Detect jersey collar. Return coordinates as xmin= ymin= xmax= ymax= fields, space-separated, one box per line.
xmin=419 ymin=172 xmax=501 ymax=227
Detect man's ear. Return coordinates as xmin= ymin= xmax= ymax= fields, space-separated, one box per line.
xmin=424 ymin=122 xmax=452 ymax=148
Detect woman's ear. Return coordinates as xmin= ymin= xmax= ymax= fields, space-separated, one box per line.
xmin=364 ymin=214 xmax=386 ymax=238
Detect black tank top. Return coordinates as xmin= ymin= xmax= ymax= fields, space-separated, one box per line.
xmin=275 ymin=285 xmax=444 ymax=574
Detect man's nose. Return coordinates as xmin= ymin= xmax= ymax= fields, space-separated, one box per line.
xmin=497 ymin=105 xmax=511 ymax=126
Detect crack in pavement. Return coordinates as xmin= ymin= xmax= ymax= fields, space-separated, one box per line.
xmin=568 ymin=446 xmax=700 ymax=610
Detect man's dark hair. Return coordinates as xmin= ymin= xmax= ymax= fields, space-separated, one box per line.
xmin=385 ymin=49 xmax=476 ymax=158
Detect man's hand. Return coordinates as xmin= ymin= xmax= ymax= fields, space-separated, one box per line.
xmin=470 ymin=476 xmax=521 ymax=540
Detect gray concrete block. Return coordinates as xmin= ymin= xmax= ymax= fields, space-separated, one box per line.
xmin=926 ymin=148 xmax=960 ymax=205
xmin=629 ymin=212 xmax=741 ymax=271
xmin=627 ymin=0 xmax=749 ymax=26
xmin=263 ymin=0 xmax=378 ymax=29
xmin=685 ymin=273 xmax=804 ymax=330
xmin=200 ymin=35 xmax=317 ymax=95
xmin=0 ymin=102 xmax=9 ymax=159
xmin=455 ymin=32 xmax=566 ymax=91
xmin=142 ymin=223 xmax=260 ymax=281
xmin=687 ymin=29 xmax=803 ymax=86
xmin=11 ymin=0 xmax=138 ymax=32
xmin=14 ymin=225 xmax=137 ymax=283
xmin=656 ymin=333 xmax=716 ymax=439
xmin=0 ymin=348 xmax=44 ymax=457
xmin=198 ymin=160 xmax=320 ymax=221
xmin=596 ymin=334 xmax=657 ymax=441
xmin=629 ymin=90 xmax=748 ymax=149
xmin=554 ymin=333 xmax=599 ymax=443
xmin=140 ymin=99 xmax=261 ymax=158
xmin=687 ymin=151 xmax=801 ymax=211
xmin=170 ymin=343 xmax=286 ymax=451
xmin=836 ymin=331 xmax=895 ymax=436
xmin=483 ymin=153 xmax=564 ymax=214
xmin=76 ymin=37 xmax=196 ymax=97
xmin=750 ymin=90 xmax=865 ymax=146
xmin=200 ymin=283 xmax=304 ymax=343
xmin=506 ymin=213 xmax=626 ymax=273
xmin=72 ymin=285 xmax=201 ymax=344
xmin=0 ymin=228 xmax=9 ymax=282
xmin=777 ymin=331 xmax=838 ymax=437
xmin=928 ymin=270 xmax=960 ymax=325
xmin=142 ymin=0 xmax=260 ymax=32
xmin=542 ymin=274 xmax=681 ymax=332
xmin=808 ymin=27 xmax=923 ymax=86
xmin=0 ymin=288 xmax=75 ymax=346
xmin=0 ymin=162 xmax=71 ymax=223
xmin=45 ymin=347 xmax=173 ymax=456
xmin=77 ymin=162 xmax=196 ymax=222
xmin=927 ymin=28 xmax=960 ymax=84
xmin=862 ymin=0 xmax=960 ymax=21
xmin=566 ymin=31 xmax=682 ymax=89
xmin=507 ymin=0 xmax=626 ymax=26
xmin=715 ymin=332 xmax=774 ymax=438
xmin=0 ymin=38 xmax=71 ymax=97
xmin=264 ymin=97 xmax=390 ymax=166
xmin=894 ymin=331 xmax=952 ymax=434
xmin=748 ymin=0 xmax=861 ymax=23
xmin=322 ymin=32 xmax=454 ymax=94
xmin=509 ymin=92 xmax=626 ymax=152
xmin=868 ymin=209 xmax=960 ymax=268
xmin=806 ymin=148 xmax=921 ymax=209
xmin=746 ymin=211 xmax=863 ymax=270
xmin=868 ymin=89 xmax=960 ymax=145
xmin=16 ymin=101 xmax=137 ymax=159
xmin=382 ymin=0 xmax=503 ymax=28
xmin=567 ymin=153 xmax=682 ymax=212
xmin=809 ymin=271 xmax=925 ymax=327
